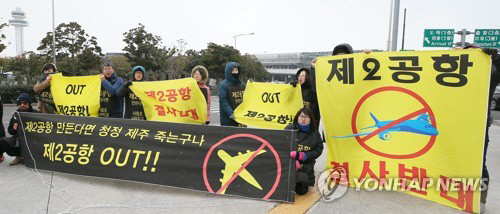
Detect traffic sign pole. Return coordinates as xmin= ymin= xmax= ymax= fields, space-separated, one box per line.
xmin=454 ymin=29 xmax=473 ymax=48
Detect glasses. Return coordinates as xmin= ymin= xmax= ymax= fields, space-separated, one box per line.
xmin=18 ymin=101 xmax=29 ymax=105
xmin=299 ymin=115 xmax=310 ymax=120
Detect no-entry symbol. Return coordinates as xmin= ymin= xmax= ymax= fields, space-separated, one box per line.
xmin=202 ymin=133 xmax=282 ymax=199
xmin=351 ymin=86 xmax=438 ymax=159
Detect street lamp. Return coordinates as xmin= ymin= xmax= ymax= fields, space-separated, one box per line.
xmin=52 ymin=0 xmax=56 ymax=65
xmin=233 ymin=32 xmax=254 ymax=49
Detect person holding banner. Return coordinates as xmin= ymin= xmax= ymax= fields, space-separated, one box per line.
xmin=0 ymin=93 xmax=39 ymax=165
xmin=117 ymin=66 xmax=147 ymax=120
xmin=33 ymin=63 xmax=58 ymax=114
xmin=218 ymin=62 xmax=246 ymax=127
xmin=0 ymin=96 xmax=5 ymax=138
xmin=286 ymin=108 xmax=324 ymax=195
xmin=463 ymin=45 xmax=500 ymax=211
xmin=191 ymin=65 xmax=211 ymax=125
xmin=100 ymin=62 xmax=124 ymax=118
xmin=292 ymin=68 xmax=320 ymax=127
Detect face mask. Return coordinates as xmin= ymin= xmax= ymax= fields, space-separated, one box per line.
xmin=232 ymin=73 xmax=238 ymax=79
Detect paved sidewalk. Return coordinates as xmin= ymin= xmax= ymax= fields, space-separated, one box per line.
xmin=0 ymin=125 xmax=498 ymax=214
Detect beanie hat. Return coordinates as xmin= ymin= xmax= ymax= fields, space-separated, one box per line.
xmin=41 ymin=63 xmax=57 ymax=73
xmin=16 ymin=93 xmax=32 ymax=105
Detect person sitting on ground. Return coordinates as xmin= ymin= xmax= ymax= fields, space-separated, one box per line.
xmin=286 ymin=107 xmax=324 ymax=195
xmin=0 ymin=93 xmax=40 ymax=165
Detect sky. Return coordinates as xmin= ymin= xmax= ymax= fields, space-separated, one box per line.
xmin=0 ymin=0 xmax=499 ymax=57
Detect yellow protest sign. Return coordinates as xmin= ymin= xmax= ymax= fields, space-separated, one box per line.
xmin=129 ymin=78 xmax=207 ymax=124
xmin=234 ymin=81 xmax=303 ymax=129
xmin=51 ymin=74 xmax=101 ymax=116
xmin=316 ymin=49 xmax=490 ymax=213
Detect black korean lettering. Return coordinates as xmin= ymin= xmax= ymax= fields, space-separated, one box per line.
xmin=389 ymin=56 xmax=422 ymax=83
xmin=327 ymin=58 xmax=354 ymax=84
xmin=432 ymin=54 xmax=472 ymax=87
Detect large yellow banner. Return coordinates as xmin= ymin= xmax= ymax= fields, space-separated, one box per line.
xmin=234 ymin=82 xmax=303 ymax=129
xmin=130 ymin=78 xmax=206 ymax=124
xmin=51 ymin=74 xmax=101 ymax=116
xmin=316 ymin=49 xmax=490 ymax=213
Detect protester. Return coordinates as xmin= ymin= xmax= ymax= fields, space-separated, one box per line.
xmin=0 ymin=96 xmax=5 ymax=139
xmin=286 ymin=108 xmax=324 ymax=195
xmin=191 ymin=65 xmax=211 ymax=125
xmin=218 ymin=62 xmax=246 ymax=127
xmin=100 ymin=62 xmax=124 ymax=118
xmin=463 ymin=45 xmax=500 ymax=213
xmin=0 ymin=93 xmax=39 ymax=165
xmin=117 ymin=66 xmax=146 ymax=120
xmin=291 ymin=68 xmax=320 ymax=127
xmin=33 ymin=63 xmax=58 ymax=114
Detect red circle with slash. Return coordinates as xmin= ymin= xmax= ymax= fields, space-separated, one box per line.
xmin=351 ymin=86 xmax=437 ymax=159
xmin=202 ymin=133 xmax=282 ymax=199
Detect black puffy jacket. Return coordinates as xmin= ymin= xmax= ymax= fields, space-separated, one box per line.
xmin=286 ymin=123 xmax=324 ymax=186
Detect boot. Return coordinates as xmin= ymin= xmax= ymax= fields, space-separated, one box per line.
xmin=9 ymin=156 xmax=23 ymax=165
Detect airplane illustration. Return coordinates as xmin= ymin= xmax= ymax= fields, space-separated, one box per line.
xmin=333 ymin=112 xmax=438 ymax=140
xmin=217 ymin=149 xmax=266 ymax=194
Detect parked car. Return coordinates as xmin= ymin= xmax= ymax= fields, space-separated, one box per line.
xmin=491 ymin=86 xmax=500 ymax=110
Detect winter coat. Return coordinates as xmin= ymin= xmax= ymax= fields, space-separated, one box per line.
xmin=33 ymin=73 xmax=57 ymax=114
xmin=286 ymin=123 xmax=324 ymax=186
xmin=488 ymin=55 xmax=500 ymax=127
xmin=8 ymin=106 xmax=39 ymax=147
xmin=100 ymin=73 xmax=124 ymax=117
xmin=218 ymin=62 xmax=246 ymax=126
xmin=0 ymin=97 xmax=5 ymax=138
xmin=117 ymin=67 xmax=146 ymax=120
xmin=296 ymin=68 xmax=320 ymax=126
xmin=191 ymin=66 xmax=211 ymax=124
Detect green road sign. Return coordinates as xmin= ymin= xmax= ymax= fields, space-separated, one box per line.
xmin=474 ymin=29 xmax=500 ymax=48
xmin=423 ymin=29 xmax=454 ymax=47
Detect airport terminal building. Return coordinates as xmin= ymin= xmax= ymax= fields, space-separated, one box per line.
xmin=254 ymin=51 xmax=330 ymax=83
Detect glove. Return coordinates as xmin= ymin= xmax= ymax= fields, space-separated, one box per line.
xmin=482 ymin=48 xmax=498 ymax=56
xmin=290 ymin=151 xmax=307 ymax=161
xmin=290 ymin=81 xmax=298 ymax=87
xmin=229 ymin=113 xmax=235 ymax=120
xmin=295 ymin=160 xmax=301 ymax=171
xmin=124 ymin=81 xmax=133 ymax=87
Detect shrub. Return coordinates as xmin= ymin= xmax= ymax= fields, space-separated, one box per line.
xmin=0 ymin=85 xmax=37 ymax=103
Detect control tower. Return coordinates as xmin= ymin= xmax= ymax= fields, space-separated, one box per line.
xmin=9 ymin=8 xmax=29 ymax=56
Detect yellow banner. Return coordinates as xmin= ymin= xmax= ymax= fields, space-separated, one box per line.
xmin=234 ymin=81 xmax=303 ymax=129
xmin=129 ymin=78 xmax=206 ymax=124
xmin=51 ymin=74 xmax=101 ymax=117
xmin=316 ymin=49 xmax=490 ymax=213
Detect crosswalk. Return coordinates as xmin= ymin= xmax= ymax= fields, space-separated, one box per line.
xmin=210 ymin=96 xmax=220 ymax=116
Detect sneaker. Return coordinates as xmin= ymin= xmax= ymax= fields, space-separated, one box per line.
xmin=480 ymin=202 xmax=486 ymax=214
xmin=9 ymin=156 xmax=23 ymax=165
xmin=0 ymin=155 xmax=4 ymax=162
